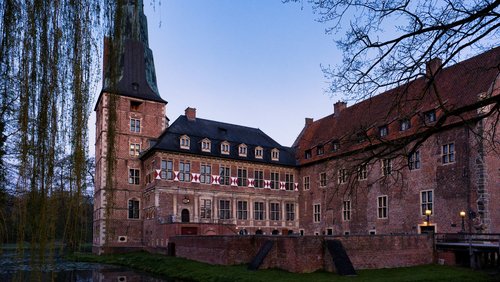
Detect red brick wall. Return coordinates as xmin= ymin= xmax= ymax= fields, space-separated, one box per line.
xmin=168 ymin=234 xmax=433 ymax=273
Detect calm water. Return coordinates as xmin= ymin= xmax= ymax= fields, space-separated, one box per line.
xmin=0 ymin=251 xmax=171 ymax=282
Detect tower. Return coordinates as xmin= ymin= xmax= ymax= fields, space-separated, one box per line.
xmin=93 ymin=0 xmax=167 ymax=254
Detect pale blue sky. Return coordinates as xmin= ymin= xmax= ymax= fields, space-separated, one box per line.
xmin=144 ymin=0 xmax=341 ymax=146
xmin=89 ymin=0 xmax=342 ymax=153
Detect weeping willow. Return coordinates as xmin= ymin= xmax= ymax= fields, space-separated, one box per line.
xmin=0 ymin=0 xmax=120 ymax=260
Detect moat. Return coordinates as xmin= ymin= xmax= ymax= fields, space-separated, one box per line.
xmin=0 ymin=250 xmax=170 ymax=282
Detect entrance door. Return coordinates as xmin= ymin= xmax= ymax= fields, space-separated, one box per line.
xmin=181 ymin=209 xmax=190 ymax=223
xmin=420 ymin=225 xmax=436 ymax=234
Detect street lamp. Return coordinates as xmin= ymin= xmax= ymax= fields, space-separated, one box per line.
xmin=460 ymin=211 xmax=466 ymax=233
xmin=425 ymin=209 xmax=432 ymax=225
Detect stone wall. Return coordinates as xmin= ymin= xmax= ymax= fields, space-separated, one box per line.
xmin=167 ymin=234 xmax=434 ymax=273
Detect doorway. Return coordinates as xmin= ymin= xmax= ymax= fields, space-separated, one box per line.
xmin=181 ymin=209 xmax=190 ymax=223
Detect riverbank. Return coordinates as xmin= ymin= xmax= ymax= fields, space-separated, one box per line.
xmin=70 ymin=251 xmax=498 ymax=282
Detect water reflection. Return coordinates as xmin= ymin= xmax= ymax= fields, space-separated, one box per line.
xmin=0 ymin=251 xmax=170 ymax=282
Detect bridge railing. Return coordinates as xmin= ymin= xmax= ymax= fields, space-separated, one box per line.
xmin=435 ymin=233 xmax=500 ymax=245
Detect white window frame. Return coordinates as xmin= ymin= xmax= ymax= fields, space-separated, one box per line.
xmin=342 ymin=200 xmax=351 ymax=221
xmin=221 ymin=141 xmax=230 ymax=155
xmin=420 ymin=190 xmax=434 ymax=215
xmin=129 ymin=143 xmax=140 ymax=156
xmin=237 ymin=200 xmax=248 ymax=220
xmin=238 ymin=144 xmax=247 ymax=157
xmin=130 ymin=118 xmax=141 ymax=133
xmin=255 ymin=146 xmax=263 ymax=159
xmin=201 ymin=138 xmax=211 ymax=152
xmin=200 ymin=199 xmax=212 ymax=219
xmin=313 ymin=204 xmax=321 ymax=223
xmin=442 ymin=143 xmax=455 ymax=164
xmin=303 ymin=176 xmax=310 ymax=190
xmin=338 ymin=169 xmax=347 ymax=184
xmin=271 ymin=148 xmax=279 ymax=161
xmin=377 ymin=195 xmax=388 ymax=219
xmin=180 ymin=135 xmax=190 ymax=150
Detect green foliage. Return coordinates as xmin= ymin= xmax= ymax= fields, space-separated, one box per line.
xmin=72 ymin=252 xmax=497 ymax=282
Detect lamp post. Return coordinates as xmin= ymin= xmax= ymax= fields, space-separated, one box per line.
xmin=460 ymin=211 xmax=466 ymax=233
xmin=425 ymin=209 xmax=432 ymax=225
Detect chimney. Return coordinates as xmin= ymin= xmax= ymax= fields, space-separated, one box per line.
xmin=185 ymin=107 xmax=196 ymax=121
xmin=334 ymin=101 xmax=347 ymax=115
xmin=426 ymin=58 xmax=442 ymax=77
xmin=305 ymin=118 xmax=314 ymax=126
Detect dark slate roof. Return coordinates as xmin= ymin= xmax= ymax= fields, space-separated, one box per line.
xmin=147 ymin=115 xmax=297 ymax=166
xmin=96 ymin=0 xmax=166 ymax=109
xmin=296 ymin=46 xmax=500 ymax=164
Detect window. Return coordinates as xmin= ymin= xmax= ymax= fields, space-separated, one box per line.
xmin=305 ymin=149 xmax=312 ymax=159
xmin=219 ymin=200 xmax=231 ymax=219
xmin=358 ymin=164 xmax=367 ymax=180
xmin=201 ymin=139 xmax=211 ymax=152
xmin=254 ymin=170 xmax=264 ymax=188
xmin=270 ymin=203 xmax=280 ymax=221
xmin=421 ymin=190 xmax=433 ymax=215
xmin=130 ymin=118 xmax=140 ymax=133
xmin=408 ymin=150 xmax=421 ymax=170
xmin=271 ymin=148 xmax=279 ymax=161
xmin=378 ymin=196 xmax=388 ymax=219
xmin=442 ymin=143 xmax=455 ymax=164
xmin=379 ymin=125 xmax=388 ymax=137
xmin=320 ymin=172 xmax=327 ymax=187
xmin=425 ymin=110 xmax=436 ymax=123
xmin=179 ymin=161 xmax=191 ymax=182
xmin=313 ymin=204 xmax=321 ymax=223
xmin=130 ymin=101 xmax=141 ymax=111
xmin=338 ymin=169 xmax=347 ymax=184
xmin=356 ymin=132 xmax=366 ymax=143
xmin=200 ymin=199 xmax=212 ymax=219
xmin=237 ymin=168 xmax=247 ymax=186
xmin=254 ymin=202 xmax=265 ymax=220
xmin=270 ymin=172 xmax=279 ymax=189
xmin=219 ymin=165 xmax=230 ymax=185
xmin=400 ymin=119 xmax=411 ymax=131
xmin=285 ymin=173 xmax=294 ymax=191
xmin=237 ymin=201 xmax=248 ymax=220
xmin=129 ymin=143 xmax=140 ymax=156
xmin=317 ymin=145 xmax=324 ymax=155
xmin=180 ymin=135 xmax=190 ymax=149
xmin=286 ymin=203 xmax=295 ymax=221
xmin=303 ymin=176 xmax=310 ymax=190
xmin=128 ymin=199 xmax=139 ymax=219
xmin=382 ymin=158 xmax=392 ymax=176
xmin=331 ymin=141 xmax=340 ymax=152
xmin=161 ymin=160 xmax=173 ymax=180
xmin=129 ymin=169 xmax=140 ymax=185
xmin=255 ymin=146 xmax=263 ymax=159
xmin=238 ymin=144 xmax=247 ymax=157
xmin=221 ymin=141 xmax=230 ymax=155
xmin=343 ymin=200 xmax=351 ymax=221
xmin=200 ymin=163 xmax=211 ymax=184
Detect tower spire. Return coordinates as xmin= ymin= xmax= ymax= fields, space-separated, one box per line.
xmin=101 ymin=0 xmax=166 ymax=104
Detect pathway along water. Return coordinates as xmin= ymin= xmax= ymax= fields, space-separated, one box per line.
xmin=0 ymin=250 xmax=171 ymax=282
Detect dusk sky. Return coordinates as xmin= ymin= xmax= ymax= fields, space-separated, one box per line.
xmin=90 ymin=0 xmax=344 ymax=152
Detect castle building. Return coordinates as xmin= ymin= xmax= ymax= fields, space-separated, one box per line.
xmin=93 ymin=1 xmax=500 ymax=254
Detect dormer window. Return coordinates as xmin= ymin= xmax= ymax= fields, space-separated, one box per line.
xmin=201 ymin=138 xmax=211 ymax=152
xmin=221 ymin=141 xmax=230 ymax=155
xmin=271 ymin=148 xmax=279 ymax=161
xmin=180 ymin=135 xmax=190 ymax=150
xmin=130 ymin=100 xmax=142 ymax=111
xmin=305 ymin=149 xmax=312 ymax=159
xmin=424 ymin=110 xmax=436 ymax=123
xmin=400 ymin=119 xmax=411 ymax=131
xmin=238 ymin=144 xmax=248 ymax=157
xmin=379 ymin=125 xmax=388 ymax=137
xmin=331 ymin=141 xmax=340 ymax=152
xmin=255 ymin=146 xmax=263 ymax=159
xmin=317 ymin=145 xmax=324 ymax=155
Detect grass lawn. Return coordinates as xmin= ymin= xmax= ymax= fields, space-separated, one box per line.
xmin=70 ymin=251 xmax=499 ymax=282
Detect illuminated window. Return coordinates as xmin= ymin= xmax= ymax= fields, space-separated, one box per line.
xmin=129 ymin=143 xmax=140 ymax=156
